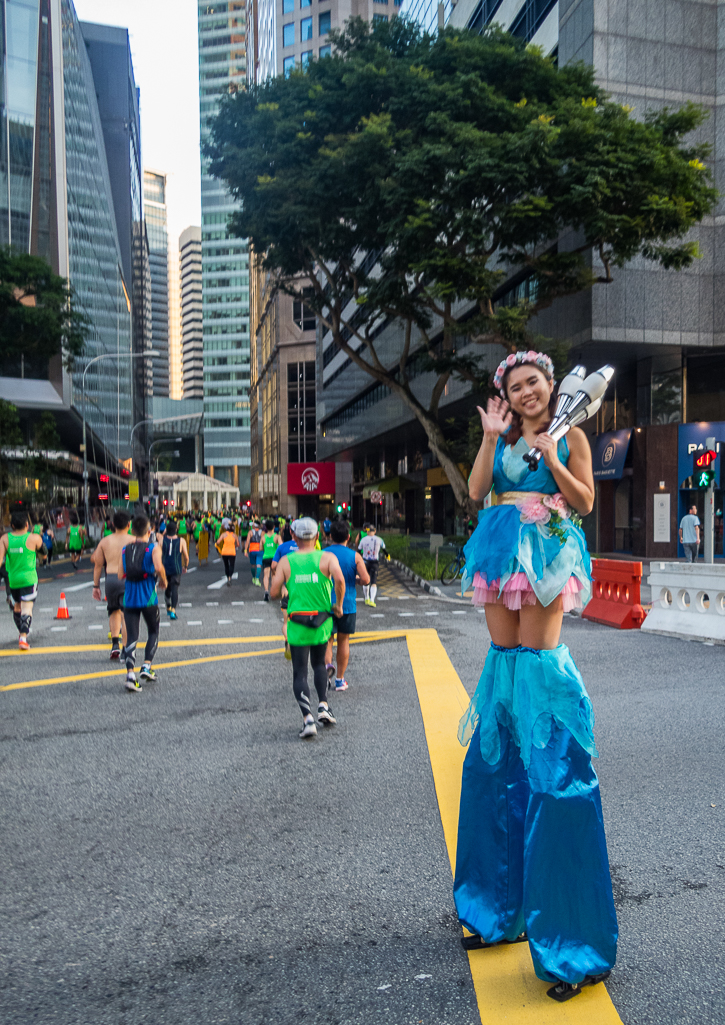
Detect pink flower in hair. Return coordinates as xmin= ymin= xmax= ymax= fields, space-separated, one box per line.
xmin=516 ymin=495 xmax=551 ymax=525
xmin=542 ymin=493 xmax=570 ymax=518
xmin=527 ymin=350 xmax=539 ymax=361
xmin=506 ymin=353 xmax=517 ymax=367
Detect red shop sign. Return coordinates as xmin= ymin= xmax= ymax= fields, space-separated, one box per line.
xmin=287 ymin=462 xmax=336 ymax=495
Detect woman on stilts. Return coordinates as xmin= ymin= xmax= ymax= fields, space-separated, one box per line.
xmin=454 ymin=350 xmax=617 ymax=1002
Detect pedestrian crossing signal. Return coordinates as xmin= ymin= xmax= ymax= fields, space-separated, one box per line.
xmin=696 ymin=468 xmax=715 ymax=488
xmin=693 ymin=448 xmax=717 ymax=487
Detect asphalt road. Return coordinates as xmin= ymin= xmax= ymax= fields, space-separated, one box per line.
xmin=0 ymin=551 xmax=723 ymax=1024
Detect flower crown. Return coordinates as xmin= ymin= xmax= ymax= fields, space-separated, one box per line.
xmin=493 ymin=350 xmax=555 ymax=396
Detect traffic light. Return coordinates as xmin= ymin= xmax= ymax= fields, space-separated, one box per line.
xmin=336 ymin=504 xmax=342 ymax=513
xmin=99 ymin=474 xmax=109 ymax=484
xmin=153 ymin=479 xmax=159 ymax=496
xmin=693 ymin=447 xmax=717 ymax=487
xmin=696 ymin=468 xmax=715 ymax=488
xmin=163 ymin=499 xmax=168 ymax=506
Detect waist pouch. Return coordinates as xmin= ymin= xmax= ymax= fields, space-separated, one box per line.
xmin=288 ymin=610 xmax=331 ymax=629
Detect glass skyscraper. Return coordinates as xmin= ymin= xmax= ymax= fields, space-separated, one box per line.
xmin=197 ymin=1 xmax=250 ymax=491
xmin=0 ymin=0 xmax=134 ymax=471
xmin=144 ymin=169 xmax=170 ymax=398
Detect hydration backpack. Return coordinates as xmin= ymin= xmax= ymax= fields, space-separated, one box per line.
xmin=125 ymin=542 xmax=150 ymax=582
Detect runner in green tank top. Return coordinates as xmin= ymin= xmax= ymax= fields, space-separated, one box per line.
xmin=102 ymin=520 xmax=112 ymax=537
xmin=178 ymin=516 xmax=187 ymax=538
xmin=0 ymin=510 xmax=45 ymax=649
xmin=32 ymin=521 xmax=43 ymax=535
xmin=67 ymin=515 xmax=85 ymax=570
xmin=261 ymin=518 xmax=282 ymax=601
xmin=271 ymin=517 xmax=345 ymax=739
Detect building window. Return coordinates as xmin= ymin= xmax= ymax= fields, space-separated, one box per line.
xmin=293 ymin=290 xmax=316 ymax=331
xmin=374 ymin=0 xmax=389 ymax=4
xmin=282 ymin=0 xmax=294 ymax=11
xmin=319 ymin=10 xmax=331 ymax=35
xmin=283 ymin=55 xmax=295 ymax=76
xmin=283 ymin=22 xmax=295 ymax=46
xmin=373 ymin=13 xmax=388 ymax=22
xmin=319 ymin=43 xmax=331 ymax=57
xmin=301 ymin=16 xmax=313 ymax=40
xmin=301 ymin=0 xmax=311 ymax=6
xmin=301 ymin=49 xmax=313 ymax=68
xmin=288 ymin=361 xmax=317 ymax=465
xmin=509 ymin=0 xmax=558 ymax=42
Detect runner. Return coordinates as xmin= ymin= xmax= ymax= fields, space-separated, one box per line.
xmin=270 ymin=517 xmax=345 ymax=739
xmin=245 ymin=519 xmax=263 ymax=586
xmin=68 ymin=513 xmax=85 ymax=570
xmin=192 ymin=516 xmax=203 ymax=558
xmin=281 ymin=517 xmax=293 ymax=543
xmin=32 ymin=518 xmax=43 ymax=537
xmin=41 ymin=522 xmax=55 ymax=565
xmin=215 ymin=518 xmax=240 ymax=587
xmin=162 ymin=520 xmax=189 ymax=618
xmin=323 ymin=516 xmax=332 ymax=543
xmin=0 ymin=510 xmax=45 ymax=650
xmin=177 ymin=513 xmax=188 ymax=547
xmin=271 ymin=526 xmax=299 ymax=660
xmin=121 ymin=513 xmax=167 ymax=693
xmin=261 ymin=517 xmax=282 ymax=601
xmin=324 ymin=520 xmax=369 ymax=691
xmin=102 ymin=518 xmax=113 ymax=538
xmin=92 ymin=511 xmax=132 ymax=659
xmin=358 ymin=524 xmax=385 ymax=607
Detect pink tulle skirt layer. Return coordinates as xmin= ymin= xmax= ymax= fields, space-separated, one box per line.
xmin=472 ymin=571 xmax=584 ymax=612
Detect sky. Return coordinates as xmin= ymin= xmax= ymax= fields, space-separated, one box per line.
xmin=74 ymin=0 xmax=202 ymax=246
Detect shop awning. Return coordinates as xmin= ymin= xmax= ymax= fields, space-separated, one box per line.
xmin=590 ymin=429 xmax=632 ymax=480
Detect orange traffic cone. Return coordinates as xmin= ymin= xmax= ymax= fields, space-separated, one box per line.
xmin=55 ymin=592 xmax=71 ymax=620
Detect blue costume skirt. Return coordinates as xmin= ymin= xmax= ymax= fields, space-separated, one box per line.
xmin=454 ymin=644 xmax=618 ymax=984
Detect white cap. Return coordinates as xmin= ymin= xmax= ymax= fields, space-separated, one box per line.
xmin=292 ymin=517 xmax=318 ymax=540
xmin=222 ymin=517 xmax=231 ymax=529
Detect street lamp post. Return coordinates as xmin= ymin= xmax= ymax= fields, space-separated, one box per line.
xmin=81 ymin=352 xmax=148 ymax=530
xmin=128 ymin=415 xmax=202 ymax=503
xmin=148 ymin=438 xmax=183 ymax=507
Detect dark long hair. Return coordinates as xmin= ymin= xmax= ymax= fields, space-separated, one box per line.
xmin=500 ymin=363 xmax=558 ymax=447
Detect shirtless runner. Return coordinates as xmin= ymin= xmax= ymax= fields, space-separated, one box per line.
xmin=92 ymin=510 xmax=131 ymax=660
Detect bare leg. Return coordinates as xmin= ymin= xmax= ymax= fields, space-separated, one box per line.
xmin=518 ymin=596 xmax=563 ymax=650
xmin=483 ymin=603 xmax=521 ymax=649
xmin=282 ymin=608 xmax=288 ymax=642
xmin=109 ymin=609 xmax=127 ymax=645
xmin=336 ymin=633 xmax=350 ymax=679
xmin=263 ymin=566 xmax=271 ymax=591
xmin=325 ymin=634 xmax=334 ymax=666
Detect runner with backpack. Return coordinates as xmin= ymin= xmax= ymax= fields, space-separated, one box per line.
xmin=161 ymin=520 xmax=189 ymax=619
xmin=122 ymin=513 xmax=167 ymax=693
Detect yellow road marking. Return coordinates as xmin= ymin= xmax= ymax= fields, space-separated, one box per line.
xmin=0 ymin=628 xmax=404 ymax=658
xmin=405 ymin=629 xmax=623 ymax=1025
xmin=0 ymin=631 xmax=406 ymax=692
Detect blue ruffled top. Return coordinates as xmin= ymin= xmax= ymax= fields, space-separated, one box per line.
xmin=461 ymin=435 xmax=591 ymax=608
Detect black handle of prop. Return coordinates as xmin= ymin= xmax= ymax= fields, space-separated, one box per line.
xmin=523 ymin=450 xmax=541 ymax=472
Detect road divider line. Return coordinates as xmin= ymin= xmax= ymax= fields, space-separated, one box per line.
xmin=405 ymin=629 xmax=622 ymax=1025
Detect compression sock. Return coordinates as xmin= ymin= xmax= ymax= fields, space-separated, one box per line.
xmin=370 ymin=584 xmax=377 ymax=603
xmin=111 ymin=636 xmax=122 ymax=651
xmin=20 ymin=613 xmax=32 ymax=636
xmin=13 ymin=610 xmax=22 ymax=633
xmin=363 ymin=585 xmax=369 ymax=601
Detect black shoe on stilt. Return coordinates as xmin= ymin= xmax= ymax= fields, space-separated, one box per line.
xmin=461 ymin=932 xmax=527 ymax=951
xmin=547 ymin=971 xmax=611 ymax=1002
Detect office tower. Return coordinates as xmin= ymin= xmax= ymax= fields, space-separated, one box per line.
xmin=143 ymin=169 xmax=170 ymax=398
xmin=197 ymin=1 xmax=250 ymax=491
xmin=0 ymin=0 xmax=134 ymax=480
xmin=168 ymin=242 xmax=182 ymax=399
xmin=180 ymin=225 xmax=203 ymax=400
xmin=80 ymin=19 xmax=151 ymax=434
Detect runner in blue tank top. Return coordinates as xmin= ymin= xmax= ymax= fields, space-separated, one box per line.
xmin=324 ymin=520 xmax=370 ymax=691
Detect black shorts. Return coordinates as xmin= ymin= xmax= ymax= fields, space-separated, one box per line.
xmin=364 ymin=559 xmax=379 ymax=584
xmin=332 ymin=612 xmax=356 ymax=635
xmin=262 ymin=557 xmax=273 ymax=568
xmin=10 ymin=583 xmax=38 ymax=603
xmin=105 ymin=574 xmax=125 ymax=613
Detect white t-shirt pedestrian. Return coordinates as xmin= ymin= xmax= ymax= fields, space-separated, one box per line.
xmin=359 ymin=534 xmax=385 ymax=561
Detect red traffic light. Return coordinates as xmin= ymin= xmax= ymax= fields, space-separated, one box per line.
xmin=695 ymin=449 xmax=717 ymax=468
xmin=99 ymin=473 xmax=109 ymax=483
xmin=163 ymin=499 xmax=168 ymax=506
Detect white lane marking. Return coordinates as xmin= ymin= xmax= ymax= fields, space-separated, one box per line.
xmin=452 ymin=611 xmax=467 ymax=615
xmin=68 ymin=606 xmax=84 ymax=611
xmin=187 ymin=620 xmax=202 ymax=625
xmin=65 ymin=580 xmax=95 ymax=592
xmin=186 ymin=566 xmax=197 ymax=573
xmin=218 ymin=619 xmax=232 ymax=624
xmin=396 ymin=596 xmax=411 ymax=601
xmin=51 ymin=626 xmax=68 ymax=632
xmin=370 ymin=614 xmax=385 ymax=618
xmin=212 ymin=558 xmax=221 ymax=564
xmin=88 ymin=625 xmax=103 ymax=631
xmin=249 ymin=618 xmax=263 ymax=623
xmin=160 ymin=622 xmax=170 ymax=628
xmin=207 ymin=572 xmax=238 ymax=590
xmin=232 ymin=601 xmax=245 ymax=606
xmin=180 ymin=602 xmax=193 ymax=607
xmin=377 ymin=597 xmax=390 ymax=601
xmin=398 ymin=612 xmax=414 ymax=617
xmin=425 ymin=611 xmax=440 ymax=616
xmin=206 ymin=602 xmax=219 ymax=606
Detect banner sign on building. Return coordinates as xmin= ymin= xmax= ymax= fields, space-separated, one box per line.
xmin=590 ymin=429 xmax=632 ymax=480
xmin=287 ymin=462 xmax=336 ymax=495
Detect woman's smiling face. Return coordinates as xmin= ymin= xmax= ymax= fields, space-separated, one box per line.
xmin=504 ymin=364 xmax=554 ymax=420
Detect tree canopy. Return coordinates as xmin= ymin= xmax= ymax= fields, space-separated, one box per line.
xmin=0 ymin=247 xmax=87 ymax=370
xmin=206 ymin=19 xmax=717 ymax=511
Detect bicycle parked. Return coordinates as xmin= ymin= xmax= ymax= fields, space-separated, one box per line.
xmin=440 ymin=544 xmax=465 ymax=586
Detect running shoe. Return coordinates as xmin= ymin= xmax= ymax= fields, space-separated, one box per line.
xmin=299 ymin=719 xmax=317 ymax=739
xmin=263 ymin=591 xmax=269 ymax=602
xmin=110 ymin=648 xmax=121 ymax=661
xmin=125 ymin=674 xmax=142 ymax=692
xmin=227 ymin=579 xmax=232 ymax=587
xmin=364 ymin=598 xmax=372 ymax=607
xmin=284 ymin=641 xmax=292 ymax=661
xmin=139 ymin=664 xmax=157 ymax=682
xmin=18 ymin=637 xmax=29 ymax=651
xmin=335 ymin=678 xmax=348 ymax=692
xmin=368 ymin=600 xmax=377 ymax=608
xmin=169 ymin=610 xmax=177 ymax=620
xmin=317 ymin=704 xmax=336 ymax=726
xmin=326 ymin=663 xmax=335 ymax=684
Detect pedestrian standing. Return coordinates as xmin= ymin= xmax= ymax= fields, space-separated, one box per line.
xmin=0 ymin=511 xmax=45 ymax=650
xmin=121 ymin=513 xmax=167 ymax=693
xmin=454 ymin=350 xmax=616 ymax=1002
xmin=92 ymin=510 xmax=131 ymax=659
xmin=216 ymin=518 xmax=240 ymax=586
xmin=261 ymin=518 xmax=282 ymax=601
xmin=324 ymin=520 xmax=369 ymax=691
xmin=358 ymin=524 xmax=385 ymax=607
xmin=162 ymin=520 xmax=189 ymax=618
xmin=68 ymin=513 xmax=85 ymax=570
xmin=679 ymin=504 xmax=701 ymax=562
xmin=270 ymin=517 xmax=345 ymax=738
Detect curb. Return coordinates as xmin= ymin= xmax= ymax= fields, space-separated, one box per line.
xmin=388 ymin=558 xmax=470 ymax=605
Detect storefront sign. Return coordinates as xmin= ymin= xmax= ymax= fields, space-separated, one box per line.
xmin=128 ymin=478 xmax=139 ymax=502
xmin=653 ymin=493 xmax=670 ymax=543
xmin=287 ymin=462 xmax=336 ymax=495
xmin=590 ymin=429 xmax=632 ymax=480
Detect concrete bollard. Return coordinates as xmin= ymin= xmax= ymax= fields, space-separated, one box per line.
xmin=641 ymin=562 xmax=725 ymax=644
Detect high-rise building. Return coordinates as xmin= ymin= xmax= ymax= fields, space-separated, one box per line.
xmin=180 ymin=225 xmax=203 ymax=400
xmin=168 ymin=241 xmax=182 ymax=399
xmin=79 ymin=19 xmax=151 ymax=438
xmin=0 ymin=0 xmax=136 ymax=493
xmin=197 ymin=1 xmax=250 ymax=492
xmin=143 ymin=169 xmax=170 ymax=398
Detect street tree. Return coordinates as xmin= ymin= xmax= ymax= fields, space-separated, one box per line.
xmin=0 ymin=247 xmax=88 ymax=370
xmin=206 ymin=19 xmax=717 ymax=513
